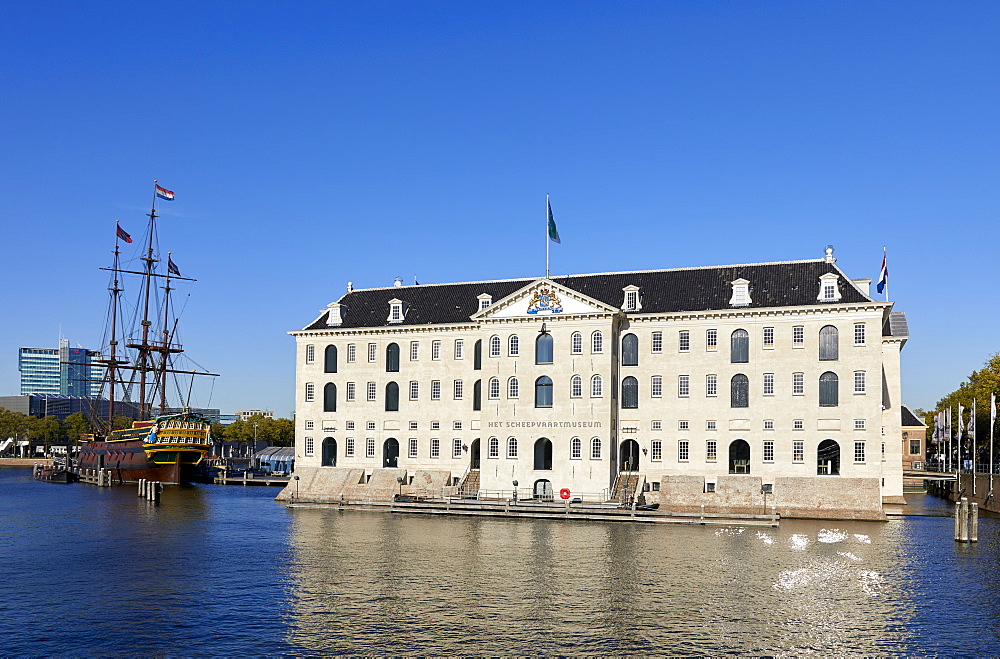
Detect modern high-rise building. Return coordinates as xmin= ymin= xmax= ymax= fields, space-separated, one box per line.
xmin=18 ymin=339 xmax=103 ymax=397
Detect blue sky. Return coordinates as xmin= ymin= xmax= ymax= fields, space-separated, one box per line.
xmin=2 ymin=1 xmax=997 ymax=417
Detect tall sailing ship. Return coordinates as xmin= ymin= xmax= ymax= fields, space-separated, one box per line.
xmin=77 ymin=183 xmax=218 ymax=485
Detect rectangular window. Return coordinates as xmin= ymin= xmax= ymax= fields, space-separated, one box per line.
xmin=882 ymin=442 xmax=886 ymax=460
xmin=453 ymin=421 xmax=462 ymax=430
xmin=854 ymin=371 xmax=866 ymax=394
xmin=431 ymin=340 xmax=441 ymax=360
xmin=706 ymin=440 xmax=717 ymax=461
xmin=305 ymin=383 xmax=315 ymax=402
xmin=409 ymin=381 xmax=419 ymax=400
xmin=367 ymin=421 xmax=376 ymax=430
xmin=652 ymin=331 xmax=663 ymax=353
xmin=651 ymin=420 xmax=662 ymax=431
xmin=304 ymin=437 xmax=314 ymax=456
xmin=763 ymin=440 xmax=774 ymax=462
xmin=651 ymin=376 xmax=663 ymax=397
xmin=453 ymin=380 xmax=463 ymax=400
xmin=678 ymin=420 xmax=689 ymax=431
xmin=346 ymin=421 xmax=355 ymax=430
xmin=347 ymin=344 xmax=356 ymax=362
xmin=678 ymin=440 xmax=689 ymax=462
xmin=763 ymin=327 xmax=774 ymax=347
xmin=763 ymin=373 xmax=774 ymax=395
xmin=431 ymin=421 xmax=440 ymax=430
xmin=305 ymin=344 xmax=315 ymax=363
xmin=367 ymin=382 xmax=376 ymax=401
xmin=793 ymin=326 xmax=804 ymax=347
xmin=453 ymin=439 xmax=463 ymax=459
xmin=347 ymin=382 xmax=356 ymax=401
xmin=431 ymin=380 xmax=441 ymax=400
xmin=792 ymin=372 xmax=804 ymax=395
xmin=854 ymin=323 xmax=866 ymax=345
xmin=678 ymin=375 xmax=689 ymax=397
xmin=910 ymin=439 xmax=921 ymax=455
xmin=763 ymin=419 xmax=774 ymax=430
xmin=454 ymin=339 xmax=464 ymax=359
xmin=855 ymin=419 xmax=866 ymax=430
xmin=706 ymin=374 xmax=717 ymax=397
xmin=651 ymin=440 xmax=662 ymax=461
xmin=409 ymin=438 xmax=418 ymax=458
xmin=368 ymin=343 xmax=377 ymax=362
xmin=410 ymin=341 xmax=419 ymax=361
xmin=793 ymin=419 xmax=804 ymax=430
xmin=508 ymin=438 xmax=518 ymax=459
xmin=409 ymin=421 xmax=418 ymax=430
xmin=304 ymin=420 xmax=314 ymax=430
xmin=489 ymin=439 xmax=499 ymax=458
xmin=430 ymin=438 xmax=440 ymax=458
xmin=855 ymin=441 xmax=866 ymax=463
xmin=346 ymin=437 xmax=355 ymax=456
xmin=678 ymin=331 xmax=689 ymax=352
xmin=366 ymin=438 xmax=376 ymax=458
xmin=706 ymin=420 xmax=717 ymax=431
xmin=793 ymin=440 xmax=804 ymax=462
xmin=706 ymin=329 xmax=718 ymax=350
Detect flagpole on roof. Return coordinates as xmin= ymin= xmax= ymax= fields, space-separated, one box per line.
xmin=545 ymin=194 xmax=550 ymax=279
xmin=883 ymin=246 xmax=888 ymax=302
xmin=152 ymin=179 xmax=158 ymax=215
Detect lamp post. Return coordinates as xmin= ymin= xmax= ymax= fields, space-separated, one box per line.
xmin=250 ymin=422 xmax=258 ymax=471
xmin=396 ymin=475 xmax=403 ymax=500
xmin=293 ymin=475 xmax=299 ymax=500
xmin=512 ymin=479 xmax=518 ymax=504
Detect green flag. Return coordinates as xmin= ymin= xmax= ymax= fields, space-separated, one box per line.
xmin=547 ymin=197 xmax=560 ymax=244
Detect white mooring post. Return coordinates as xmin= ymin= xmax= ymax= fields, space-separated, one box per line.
xmin=957 ymin=498 xmax=970 ymax=542
xmin=138 ymin=479 xmax=145 ymax=496
xmin=954 ymin=501 xmax=962 ymax=541
xmin=970 ymin=502 xmax=979 ymax=542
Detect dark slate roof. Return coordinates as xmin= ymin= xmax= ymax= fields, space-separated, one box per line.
xmin=901 ymin=405 xmax=926 ymax=427
xmin=883 ymin=311 xmax=909 ymax=338
xmin=303 ymin=259 xmax=874 ymax=330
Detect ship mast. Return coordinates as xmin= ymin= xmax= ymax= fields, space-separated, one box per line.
xmin=158 ymin=253 xmax=174 ymax=415
xmin=135 ymin=186 xmax=160 ymax=420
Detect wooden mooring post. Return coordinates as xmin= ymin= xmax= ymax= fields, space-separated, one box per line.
xmin=955 ymin=497 xmax=975 ymax=542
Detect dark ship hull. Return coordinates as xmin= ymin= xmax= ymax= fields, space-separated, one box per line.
xmin=78 ymin=417 xmax=211 ymax=485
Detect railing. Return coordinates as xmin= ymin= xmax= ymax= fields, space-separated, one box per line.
xmin=921 ymin=459 xmax=1000 ymax=475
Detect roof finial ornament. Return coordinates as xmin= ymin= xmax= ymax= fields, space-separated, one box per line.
xmin=393 ymin=276 xmax=403 ymax=287
xmin=824 ymin=245 xmax=836 ymax=263
xmin=347 ymin=281 xmax=353 ymax=293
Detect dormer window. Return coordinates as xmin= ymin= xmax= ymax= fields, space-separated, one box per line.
xmin=729 ymin=279 xmax=751 ymax=307
xmin=478 ymin=294 xmax=492 ymax=311
xmin=325 ymin=302 xmax=343 ymax=326
xmin=387 ymin=298 xmax=405 ymax=324
xmin=817 ymin=273 xmax=842 ymax=303
xmin=622 ymin=285 xmax=641 ymax=312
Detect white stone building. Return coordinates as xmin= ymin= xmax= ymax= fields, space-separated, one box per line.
xmin=286 ymin=249 xmax=908 ymax=519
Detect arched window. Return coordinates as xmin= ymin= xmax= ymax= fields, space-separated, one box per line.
xmin=324 ymin=345 xmax=337 ymax=373
xmin=535 ymin=376 xmax=553 ymax=408
xmin=819 ymin=326 xmax=839 ymax=361
xmin=323 ymin=383 xmax=337 ymax=412
xmin=488 ymin=436 xmax=499 ymax=458
xmin=386 ymin=343 xmax=400 ymax=372
xmin=508 ymin=377 xmax=520 ymax=398
xmin=507 ymin=436 xmax=518 ymax=458
xmin=473 ymin=379 xmax=482 ymax=411
xmin=571 ymin=332 xmax=583 ymax=354
xmin=622 ymin=333 xmax=639 ymax=366
xmin=508 ymin=335 xmax=519 ymax=356
xmin=385 ymin=381 xmax=399 ymax=411
xmin=817 ymin=439 xmax=841 ymax=475
xmin=592 ymin=331 xmax=604 ymax=353
xmin=731 ymin=329 xmax=749 ymax=363
xmin=819 ymin=372 xmax=839 ymax=407
xmin=473 ymin=339 xmax=482 ymax=370
xmin=534 ymin=438 xmax=553 ymax=470
xmin=536 ymin=333 xmax=553 ymax=364
xmin=591 ymin=437 xmax=602 ymax=459
xmin=622 ymin=376 xmax=639 ymax=409
xmin=570 ymin=437 xmax=582 ymax=459
xmin=489 ymin=335 xmax=501 ymax=357
xmin=489 ymin=377 xmax=500 ymax=399
xmin=570 ymin=375 xmax=583 ymax=398
xmin=731 ymin=374 xmax=749 ymax=408
xmin=591 ymin=374 xmax=603 ymax=397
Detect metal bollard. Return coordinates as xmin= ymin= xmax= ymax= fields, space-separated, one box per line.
xmin=701 ymin=503 xmax=705 ymax=524
xmin=971 ymin=502 xmax=979 ymax=542
xmin=138 ymin=479 xmax=145 ymax=496
xmin=153 ymin=482 xmax=161 ymax=503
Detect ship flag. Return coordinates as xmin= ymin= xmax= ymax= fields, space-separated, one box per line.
xmin=168 ymin=256 xmax=181 ymax=277
xmin=116 ymin=224 xmax=133 ymax=243
xmin=155 ymin=184 xmax=175 ymax=201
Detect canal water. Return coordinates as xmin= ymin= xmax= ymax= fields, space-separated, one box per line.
xmin=2 ymin=466 xmax=999 ymax=655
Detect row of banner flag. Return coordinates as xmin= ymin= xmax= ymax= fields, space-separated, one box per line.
xmin=113 ymin=183 xmax=180 ymax=276
xmin=932 ymin=394 xmax=999 ymax=471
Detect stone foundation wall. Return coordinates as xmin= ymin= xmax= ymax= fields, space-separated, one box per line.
xmin=650 ymin=474 xmax=885 ymax=520
xmin=277 ymin=466 xmax=456 ymax=503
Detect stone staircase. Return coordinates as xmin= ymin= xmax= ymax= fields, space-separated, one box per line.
xmin=611 ymin=473 xmax=640 ymax=503
xmin=457 ymin=469 xmax=480 ymax=498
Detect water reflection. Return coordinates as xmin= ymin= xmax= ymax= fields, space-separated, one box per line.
xmin=285 ymin=509 xmax=991 ymax=655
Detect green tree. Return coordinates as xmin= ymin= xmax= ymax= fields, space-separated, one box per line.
xmin=63 ymin=412 xmax=91 ymax=442
xmin=933 ymin=352 xmax=1000 ymax=462
xmin=112 ymin=416 xmax=135 ymax=430
xmin=30 ymin=415 xmax=66 ymax=451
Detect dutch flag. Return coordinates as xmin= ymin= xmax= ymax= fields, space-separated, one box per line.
xmin=876 ymin=247 xmax=888 ymax=294
xmin=155 ymin=183 xmax=175 ymax=201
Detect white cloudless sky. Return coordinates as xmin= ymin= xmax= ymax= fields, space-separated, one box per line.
xmin=1 ymin=1 xmax=997 ymax=416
